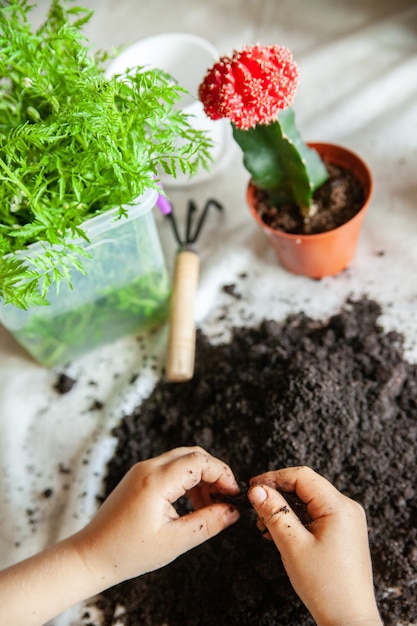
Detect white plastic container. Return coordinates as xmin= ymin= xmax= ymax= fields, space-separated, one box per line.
xmin=0 ymin=189 xmax=170 ymax=367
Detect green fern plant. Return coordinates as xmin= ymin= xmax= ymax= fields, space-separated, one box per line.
xmin=0 ymin=0 xmax=212 ymax=309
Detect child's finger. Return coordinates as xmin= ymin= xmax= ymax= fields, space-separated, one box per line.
xmin=248 ymin=484 xmax=313 ymax=553
xmin=158 ymin=448 xmax=239 ymax=503
xmin=250 ymin=466 xmax=344 ymax=521
xmin=164 ymin=503 xmax=240 ymax=556
xmin=150 ymin=446 xmax=206 ymax=466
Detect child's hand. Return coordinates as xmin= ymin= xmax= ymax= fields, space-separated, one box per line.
xmin=248 ymin=466 xmax=382 ymax=626
xmin=71 ymin=447 xmax=240 ymax=588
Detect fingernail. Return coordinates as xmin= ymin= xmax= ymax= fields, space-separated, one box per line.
xmin=249 ymin=486 xmax=267 ymax=506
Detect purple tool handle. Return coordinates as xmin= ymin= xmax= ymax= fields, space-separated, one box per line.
xmin=156 ymin=193 xmax=172 ymax=215
xmin=154 ymin=178 xmax=172 ymax=215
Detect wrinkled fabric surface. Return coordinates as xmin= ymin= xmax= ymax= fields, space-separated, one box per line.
xmin=0 ymin=1 xmax=417 ymax=625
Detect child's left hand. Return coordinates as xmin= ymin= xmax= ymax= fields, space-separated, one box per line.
xmin=71 ymin=446 xmax=240 ymax=587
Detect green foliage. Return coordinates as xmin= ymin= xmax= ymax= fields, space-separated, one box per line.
xmin=0 ymin=0 xmax=212 ymax=308
xmin=232 ymin=107 xmax=329 ymax=218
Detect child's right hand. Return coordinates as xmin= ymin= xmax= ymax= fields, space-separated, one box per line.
xmin=248 ymin=466 xmax=383 ymax=626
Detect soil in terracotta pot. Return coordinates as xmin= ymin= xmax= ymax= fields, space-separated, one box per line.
xmin=89 ymin=297 xmax=416 ymax=626
xmin=256 ymin=162 xmax=365 ymax=234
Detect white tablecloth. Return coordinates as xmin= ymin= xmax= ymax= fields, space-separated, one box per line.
xmin=1 ymin=1 xmax=417 ymax=624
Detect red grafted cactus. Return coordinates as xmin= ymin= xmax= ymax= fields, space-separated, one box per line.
xmin=198 ymin=44 xmax=299 ymax=129
xmin=198 ymin=43 xmax=329 ymax=216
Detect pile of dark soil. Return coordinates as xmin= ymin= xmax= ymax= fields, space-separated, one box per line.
xmin=92 ymin=298 xmax=417 ymax=626
xmin=256 ymin=163 xmax=365 ymax=234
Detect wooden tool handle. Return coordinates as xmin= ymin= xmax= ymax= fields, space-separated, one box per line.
xmin=165 ymin=249 xmax=200 ymax=382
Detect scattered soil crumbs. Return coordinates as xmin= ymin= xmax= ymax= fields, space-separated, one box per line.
xmin=93 ymin=298 xmax=417 ymax=626
xmin=54 ymin=372 xmax=76 ymax=394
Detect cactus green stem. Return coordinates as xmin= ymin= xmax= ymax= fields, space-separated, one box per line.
xmin=232 ymin=107 xmax=329 ymax=219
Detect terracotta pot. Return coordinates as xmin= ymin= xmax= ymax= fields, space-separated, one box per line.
xmin=246 ymin=142 xmax=373 ymax=278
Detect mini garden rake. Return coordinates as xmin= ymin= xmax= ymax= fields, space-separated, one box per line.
xmin=158 ymin=195 xmax=223 ymax=382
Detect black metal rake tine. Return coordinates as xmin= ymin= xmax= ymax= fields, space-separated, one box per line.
xmin=185 ymin=200 xmax=197 ymax=244
xmin=166 ymin=210 xmax=183 ymax=247
xmin=189 ymin=198 xmax=223 ymax=244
